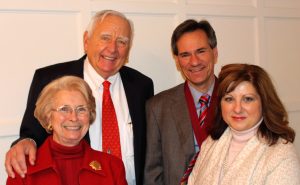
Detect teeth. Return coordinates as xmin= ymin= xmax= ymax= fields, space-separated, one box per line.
xmin=191 ymin=68 xmax=202 ymax=72
xmin=103 ymin=56 xmax=115 ymax=61
xmin=64 ymin=126 xmax=81 ymax=130
xmin=190 ymin=66 xmax=205 ymax=72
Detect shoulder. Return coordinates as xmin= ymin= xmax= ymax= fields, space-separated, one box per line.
xmin=200 ymin=135 xmax=216 ymax=152
xmin=264 ymin=139 xmax=299 ymax=161
xmin=120 ymin=66 xmax=153 ymax=83
xmin=119 ymin=66 xmax=154 ymax=97
xmin=257 ymin=139 xmax=300 ymax=184
xmin=35 ymin=55 xmax=85 ymax=75
xmin=200 ymin=129 xmax=231 ymax=154
xmin=31 ymin=56 xmax=85 ymax=88
xmin=259 ymin=139 xmax=300 ymax=175
xmin=148 ymin=83 xmax=185 ymax=104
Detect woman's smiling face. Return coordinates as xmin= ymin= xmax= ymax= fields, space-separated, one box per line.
xmin=221 ymin=81 xmax=262 ymax=131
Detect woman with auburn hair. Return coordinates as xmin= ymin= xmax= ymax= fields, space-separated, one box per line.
xmin=7 ymin=76 xmax=127 ymax=185
xmin=188 ymin=64 xmax=300 ymax=185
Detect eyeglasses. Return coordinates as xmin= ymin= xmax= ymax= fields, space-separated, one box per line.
xmin=52 ymin=105 xmax=89 ymax=117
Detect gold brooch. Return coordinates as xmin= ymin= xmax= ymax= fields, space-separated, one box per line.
xmin=89 ymin=160 xmax=101 ymax=171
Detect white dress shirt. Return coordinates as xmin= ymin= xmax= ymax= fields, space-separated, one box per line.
xmin=83 ymin=59 xmax=135 ymax=185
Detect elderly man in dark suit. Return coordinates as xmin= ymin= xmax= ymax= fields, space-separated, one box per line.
xmin=144 ymin=19 xmax=218 ymax=185
xmin=5 ymin=10 xmax=153 ymax=185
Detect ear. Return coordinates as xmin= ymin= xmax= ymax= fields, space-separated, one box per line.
xmin=213 ymin=47 xmax=218 ymax=64
xmin=83 ymin=31 xmax=89 ymax=53
xmin=173 ymin=55 xmax=181 ymax=71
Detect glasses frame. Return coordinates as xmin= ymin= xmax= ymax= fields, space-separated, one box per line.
xmin=51 ymin=105 xmax=90 ymax=117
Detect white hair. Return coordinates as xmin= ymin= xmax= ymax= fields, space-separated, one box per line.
xmin=85 ymin=10 xmax=134 ymax=48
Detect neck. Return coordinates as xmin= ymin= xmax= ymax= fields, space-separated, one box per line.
xmin=187 ymin=76 xmax=215 ymax=93
xmin=230 ymin=117 xmax=263 ymax=143
xmin=224 ymin=118 xmax=263 ymax=171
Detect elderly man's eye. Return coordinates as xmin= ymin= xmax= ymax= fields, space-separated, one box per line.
xmin=100 ymin=35 xmax=111 ymax=41
xmin=117 ymin=38 xmax=129 ymax=47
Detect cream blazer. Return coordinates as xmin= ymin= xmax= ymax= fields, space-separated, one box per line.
xmin=188 ymin=128 xmax=300 ymax=185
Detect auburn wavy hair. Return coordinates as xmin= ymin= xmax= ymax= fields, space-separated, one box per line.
xmin=209 ymin=64 xmax=295 ymax=145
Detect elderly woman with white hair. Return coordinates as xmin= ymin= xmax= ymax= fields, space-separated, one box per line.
xmin=7 ymin=76 xmax=127 ymax=185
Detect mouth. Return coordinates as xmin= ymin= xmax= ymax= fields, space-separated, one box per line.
xmin=63 ymin=125 xmax=82 ymax=131
xmin=232 ymin=116 xmax=246 ymax=121
xmin=102 ymin=55 xmax=117 ymax=61
xmin=189 ymin=65 xmax=206 ymax=73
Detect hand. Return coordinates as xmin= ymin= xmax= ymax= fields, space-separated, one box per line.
xmin=5 ymin=138 xmax=37 ymax=178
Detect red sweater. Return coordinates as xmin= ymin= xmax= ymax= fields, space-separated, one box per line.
xmin=7 ymin=136 xmax=128 ymax=185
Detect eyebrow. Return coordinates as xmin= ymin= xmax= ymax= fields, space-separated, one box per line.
xmin=178 ymin=51 xmax=190 ymax=56
xmin=118 ymin=36 xmax=129 ymax=42
xmin=178 ymin=47 xmax=208 ymax=56
xmin=100 ymin=32 xmax=129 ymax=41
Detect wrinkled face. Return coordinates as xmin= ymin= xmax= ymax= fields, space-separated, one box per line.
xmin=50 ymin=90 xmax=90 ymax=146
xmin=84 ymin=15 xmax=131 ymax=79
xmin=175 ymin=30 xmax=218 ymax=92
xmin=221 ymin=81 xmax=262 ymax=131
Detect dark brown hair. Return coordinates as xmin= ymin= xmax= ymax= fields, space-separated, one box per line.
xmin=210 ymin=63 xmax=295 ymax=145
xmin=171 ymin=19 xmax=217 ymax=56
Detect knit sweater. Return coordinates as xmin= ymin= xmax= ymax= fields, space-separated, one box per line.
xmin=188 ymin=128 xmax=300 ymax=185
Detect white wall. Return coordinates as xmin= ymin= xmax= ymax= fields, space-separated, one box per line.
xmin=1 ymin=0 xmax=300 ymax=183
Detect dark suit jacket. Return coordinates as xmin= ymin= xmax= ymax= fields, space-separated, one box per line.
xmin=15 ymin=55 xmax=154 ymax=185
xmin=144 ymin=81 xmax=218 ymax=185
xmin=7 ymin=137 xmax=128 ymax=185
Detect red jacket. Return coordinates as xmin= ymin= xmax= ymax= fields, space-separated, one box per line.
xmin=7 ymin=138 xmax=128 ymax=185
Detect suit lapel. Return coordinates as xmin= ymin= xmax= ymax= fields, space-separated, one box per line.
xmin=171 ymin=84 xmax=195 ymax=155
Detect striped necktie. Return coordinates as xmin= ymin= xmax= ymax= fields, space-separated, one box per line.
xmin=180 ymin=94 xmax=210 ymax=184
xmin=180 ymin=151 xmax=200 ymax=184
xmin=199 ymin=94 xmax=210 ymax=126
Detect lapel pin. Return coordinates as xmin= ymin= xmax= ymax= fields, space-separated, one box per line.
xmin=89 ymin=160 xmax=101 ymax=171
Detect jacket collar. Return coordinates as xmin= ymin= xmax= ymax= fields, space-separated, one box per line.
xmin=27 ymin=137 xmax=106 ymax=177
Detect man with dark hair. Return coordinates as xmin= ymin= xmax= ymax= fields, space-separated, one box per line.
xmin=144 ymin=19 xmax=218 ymax=185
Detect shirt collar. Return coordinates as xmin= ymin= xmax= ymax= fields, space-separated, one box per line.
xmin=188 ymin=78 xmax=215 ymax=106
xmin=84 ymin=58 xmax=119 ymax=89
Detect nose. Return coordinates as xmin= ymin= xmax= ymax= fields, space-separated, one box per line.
xmin=106 ymin=40 xmax=117 ymax=53
xmin=233 ymin=101 xmax=242 ymax=113
xmin=189 ymin=53 xmax=199 ymax=66
xmin=69 ymin=110 xmax=78 ymax=121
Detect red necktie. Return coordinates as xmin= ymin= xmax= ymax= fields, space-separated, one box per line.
xmin=102 ymin=81 xmax=122 ymax=159
xmin=199 ymin=94 xmax=210 ymax=126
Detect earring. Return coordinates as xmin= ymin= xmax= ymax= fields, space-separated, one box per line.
xmin=47 ymin=124 xmax=53 ymax=132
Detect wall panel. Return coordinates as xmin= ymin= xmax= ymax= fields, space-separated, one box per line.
xmin=264 ymin=18 xmax=300 ymax=106
xmin=264 ymin=0 xmax=300 ymax=9
xmin=127 ymin=14 xmax=178 ymax=92
xmin=187 ymin=0 xmax=256 ymax=7
xmin=0 ymin=11 xmax=81 ymax=123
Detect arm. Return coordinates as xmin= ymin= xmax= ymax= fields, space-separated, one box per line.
xmin=5 ymin=138 xmax=37 ymax=178
xmin=5 ymin=70 xmax=51 ymax=178
xmin=143 ymin=99 xmax=164 ymax=185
